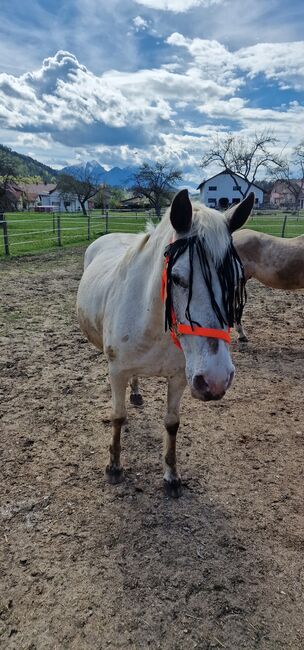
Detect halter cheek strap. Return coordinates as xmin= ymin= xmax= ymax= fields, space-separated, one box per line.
xmin=161 ymin=254 xmax=231 ymax=350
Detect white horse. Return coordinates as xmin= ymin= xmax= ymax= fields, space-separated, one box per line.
xmin=77 ymin=190 xmax=254 ymax=496
xmin=233 ymin=229 xmax=304 ymax=341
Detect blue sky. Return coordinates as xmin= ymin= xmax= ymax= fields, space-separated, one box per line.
xmin=0 ymin=0 xmax=304 ymax=183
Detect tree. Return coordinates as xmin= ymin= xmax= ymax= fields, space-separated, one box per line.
xmin=0 ymin=148 xmax=19 ymax=210
xmin=200 ymin=131 xmax=284 ymax=198
xmin=109 ymin=187 xmax=125 ymax=209
xmin=132 ymin=162 xmax=183 ymax=218
xmin=93 ymin=184 xmax=112 ymax=213
xmin=271 ymin=141 xmax=304 ymax=210
xmin=57 ymin=172 xmax=99 ymax=215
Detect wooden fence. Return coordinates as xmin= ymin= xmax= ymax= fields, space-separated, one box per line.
xmin=0 ymin=210 xmax=304 ymax=257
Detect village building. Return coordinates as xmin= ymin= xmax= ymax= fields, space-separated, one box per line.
xmin=0 ymin=182 xmax=23 ymax=211
xmin=269 ymin=180 xmax=304 ymax=209
xmin=17 ymin=182 xmax=56 ymax=210
xmin=197 ymin=171 xmax=264 ymax=209
xmin=17 ymin=183 xmax=93 ymax=212
xmin=39 ymin=188 xmax=93 ymax=212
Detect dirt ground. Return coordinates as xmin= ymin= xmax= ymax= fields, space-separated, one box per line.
xmin=0 ymin=246 xmax=303 ymax=650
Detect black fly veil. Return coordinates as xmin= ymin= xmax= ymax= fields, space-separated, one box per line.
xmin=164 ymin=233 xmax=246 ymax=333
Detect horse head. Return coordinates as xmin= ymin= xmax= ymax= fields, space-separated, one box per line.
xmin=166 ymin=189 xmax=254 ymax=401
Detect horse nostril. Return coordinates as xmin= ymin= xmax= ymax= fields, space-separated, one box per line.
xmin=193 ymin=374 xmax=209 ymax=393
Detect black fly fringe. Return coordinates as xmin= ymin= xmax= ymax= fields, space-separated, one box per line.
xmin=164 ymin=234 xmax=246 ymax=332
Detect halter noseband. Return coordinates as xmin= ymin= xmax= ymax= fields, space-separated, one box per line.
xmin=161 ymin=235 xmax=246 ymax=351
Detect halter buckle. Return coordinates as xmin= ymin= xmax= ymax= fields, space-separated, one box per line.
xmin=172 ymin=322 xmax=181 ymax=338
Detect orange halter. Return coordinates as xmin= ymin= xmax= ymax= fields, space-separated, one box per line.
xmin=161 ymin=253 xmax=231 ymax=350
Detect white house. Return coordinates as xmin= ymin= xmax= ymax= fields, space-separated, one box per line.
xmin=197 ymin=171 xmax=264 ymax=209
xmin=40 ymin=188 xmax=92 ymax=212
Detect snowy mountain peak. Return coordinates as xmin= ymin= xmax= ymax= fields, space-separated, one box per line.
xmin=60 ymin=160 xmax=138 ymax=188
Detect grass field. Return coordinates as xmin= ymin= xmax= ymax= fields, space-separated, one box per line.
xmin=0 ymin=209 xmax=303 ymax=257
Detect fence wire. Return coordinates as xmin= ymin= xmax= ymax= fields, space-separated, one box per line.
xmin=0 ymin=209 xmax=303 ymax=257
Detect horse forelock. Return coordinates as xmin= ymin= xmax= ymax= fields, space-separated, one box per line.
xmin=190 ymin=204 xmax=230 ymax=266
xmin=152 ymin=202 xmax=230 ymax=266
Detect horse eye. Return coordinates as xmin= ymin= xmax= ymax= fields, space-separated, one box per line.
xmin=172 ymin=274 xmax=188 ymax=289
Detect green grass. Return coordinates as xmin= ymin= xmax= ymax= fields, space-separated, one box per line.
xmin=0 ymin=209 xmax=303 ymax=257
xmin=247 ymin=212 xmax=304 ymax=237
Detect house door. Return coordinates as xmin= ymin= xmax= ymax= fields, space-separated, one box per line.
xmin=218 ymin=197 xmax=229 ymax=209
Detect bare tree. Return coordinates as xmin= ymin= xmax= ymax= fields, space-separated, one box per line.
xmin=57 ymin=172 xmax=99 ymax=215
xmin=200 ymin=131 xmax=284 ymax=198
xmin=271 ymin=141 xmax=304 ymax=210
xmin=132 ymin=162 xmax=183 ymax=218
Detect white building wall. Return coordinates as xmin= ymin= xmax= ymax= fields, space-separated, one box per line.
xmin=40 ymin=191 xmax=88 ymax=212
xmin=199 ymin=173 xmax=263 ymax=208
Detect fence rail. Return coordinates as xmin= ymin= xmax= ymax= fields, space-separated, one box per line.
xmin=0 ymin=209 xmax=304 ymax=257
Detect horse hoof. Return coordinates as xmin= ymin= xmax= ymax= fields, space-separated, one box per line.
xmin=239 ymin=335 xmax=249 ymax=343
xmin=164 ymin=478 xmax=182 ymax=498
xmin=105 ymin=465 xmax=124 ymax=484
xmin=130 ymin=393 xmax=144 ymax=407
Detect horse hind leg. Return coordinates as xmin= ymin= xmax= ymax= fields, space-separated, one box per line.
xmin=129 ymin=376 xmax=144 ymax=407
xmin=163 ymin=374 xmax=186 ymax=498
xmin=106 ymin=371 xmax=128 ymax=484
xmin=235 ymin=319 xmax=249 ymax=342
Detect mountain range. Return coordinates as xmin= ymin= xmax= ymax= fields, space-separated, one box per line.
xmin=60 ymin=160 xmax=139 ymax=188
xmin=0 ymin=146 xmax=139 ymax=187
xmin=1 ymin=145 xmax=197 ymax=190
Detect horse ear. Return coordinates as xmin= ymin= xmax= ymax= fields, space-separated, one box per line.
xmin=226 ymin=192 xmax=255 ymax=233
xmin=170 ymin=189 xmax=192 ymax=234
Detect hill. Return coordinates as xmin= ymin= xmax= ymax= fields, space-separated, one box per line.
xmin=0 ymin=145 xmax=58 ymax=182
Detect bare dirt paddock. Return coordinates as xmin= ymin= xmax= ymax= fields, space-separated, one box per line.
xmin=0 ymin=247 xmax=303 ymax=650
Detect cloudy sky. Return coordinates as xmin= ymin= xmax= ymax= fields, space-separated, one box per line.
xmin=0 ymin=0 xmax=304 ymax=183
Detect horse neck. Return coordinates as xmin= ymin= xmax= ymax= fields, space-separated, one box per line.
xmin=128 ymin=220 xmax=174 ymax=333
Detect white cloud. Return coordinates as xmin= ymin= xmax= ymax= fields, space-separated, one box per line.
xmin=133 ymin=15 xmax=149 ymax=29
xmin=0 ymin=52 xmax=177 ymax=146
xmin=1 ymin=34 xmax=304 ymax=177
xmin=167 ymin=32 xmax=304 ymax=91
xmin=0 ymin=49 xmax=237 ymax=149
xmin=237 ymin=42 xmax=304 ymax=90
xmin=134 ymin=0 xmax=223 ymax=12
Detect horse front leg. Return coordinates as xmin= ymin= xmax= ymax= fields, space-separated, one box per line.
xmin=129 ymin=375 xmax=144 ymax=407
xmin=235 ymin=318 xmax=249 ymax=342
xmin=106 ymin=370 xmax=128 ymax=484
xmin=163 ymin=374 xmax=186 ymax=498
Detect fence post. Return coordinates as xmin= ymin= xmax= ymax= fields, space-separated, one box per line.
xmin=105 ymin=209 xmax=109 ymax=234
xmin=87 ymin=214 xmax=91 ymax=240
xmin=0 ymin=213 xmax=10 ymax=256
xmin=57 ymin=214 xmax=61 ymax=247
xmin=281 ymin=214 xmax=288 ymax=237
xmin=52 ymin=213 xmax=56 ymax=234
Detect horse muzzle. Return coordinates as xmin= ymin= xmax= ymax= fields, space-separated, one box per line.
xmin=191 ymin=369 xmax=235 ymax=401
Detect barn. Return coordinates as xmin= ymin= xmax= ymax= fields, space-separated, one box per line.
xmin=197 ymin=170 xmax=264 ymax=208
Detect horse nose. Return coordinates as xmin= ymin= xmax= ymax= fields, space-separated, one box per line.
xmin=193 ymin=374 xmax=223 ymax=400
xmin=193 ymin=370 xmax=234 ymax=401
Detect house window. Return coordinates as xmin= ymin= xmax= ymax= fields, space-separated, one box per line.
xmin=208 ymin=185 xmax=217 ymax=191
xmin=233 ymin=185 xmax=241 ymax=191
xmin=208 ymin=198 xmax=216 ymax=203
